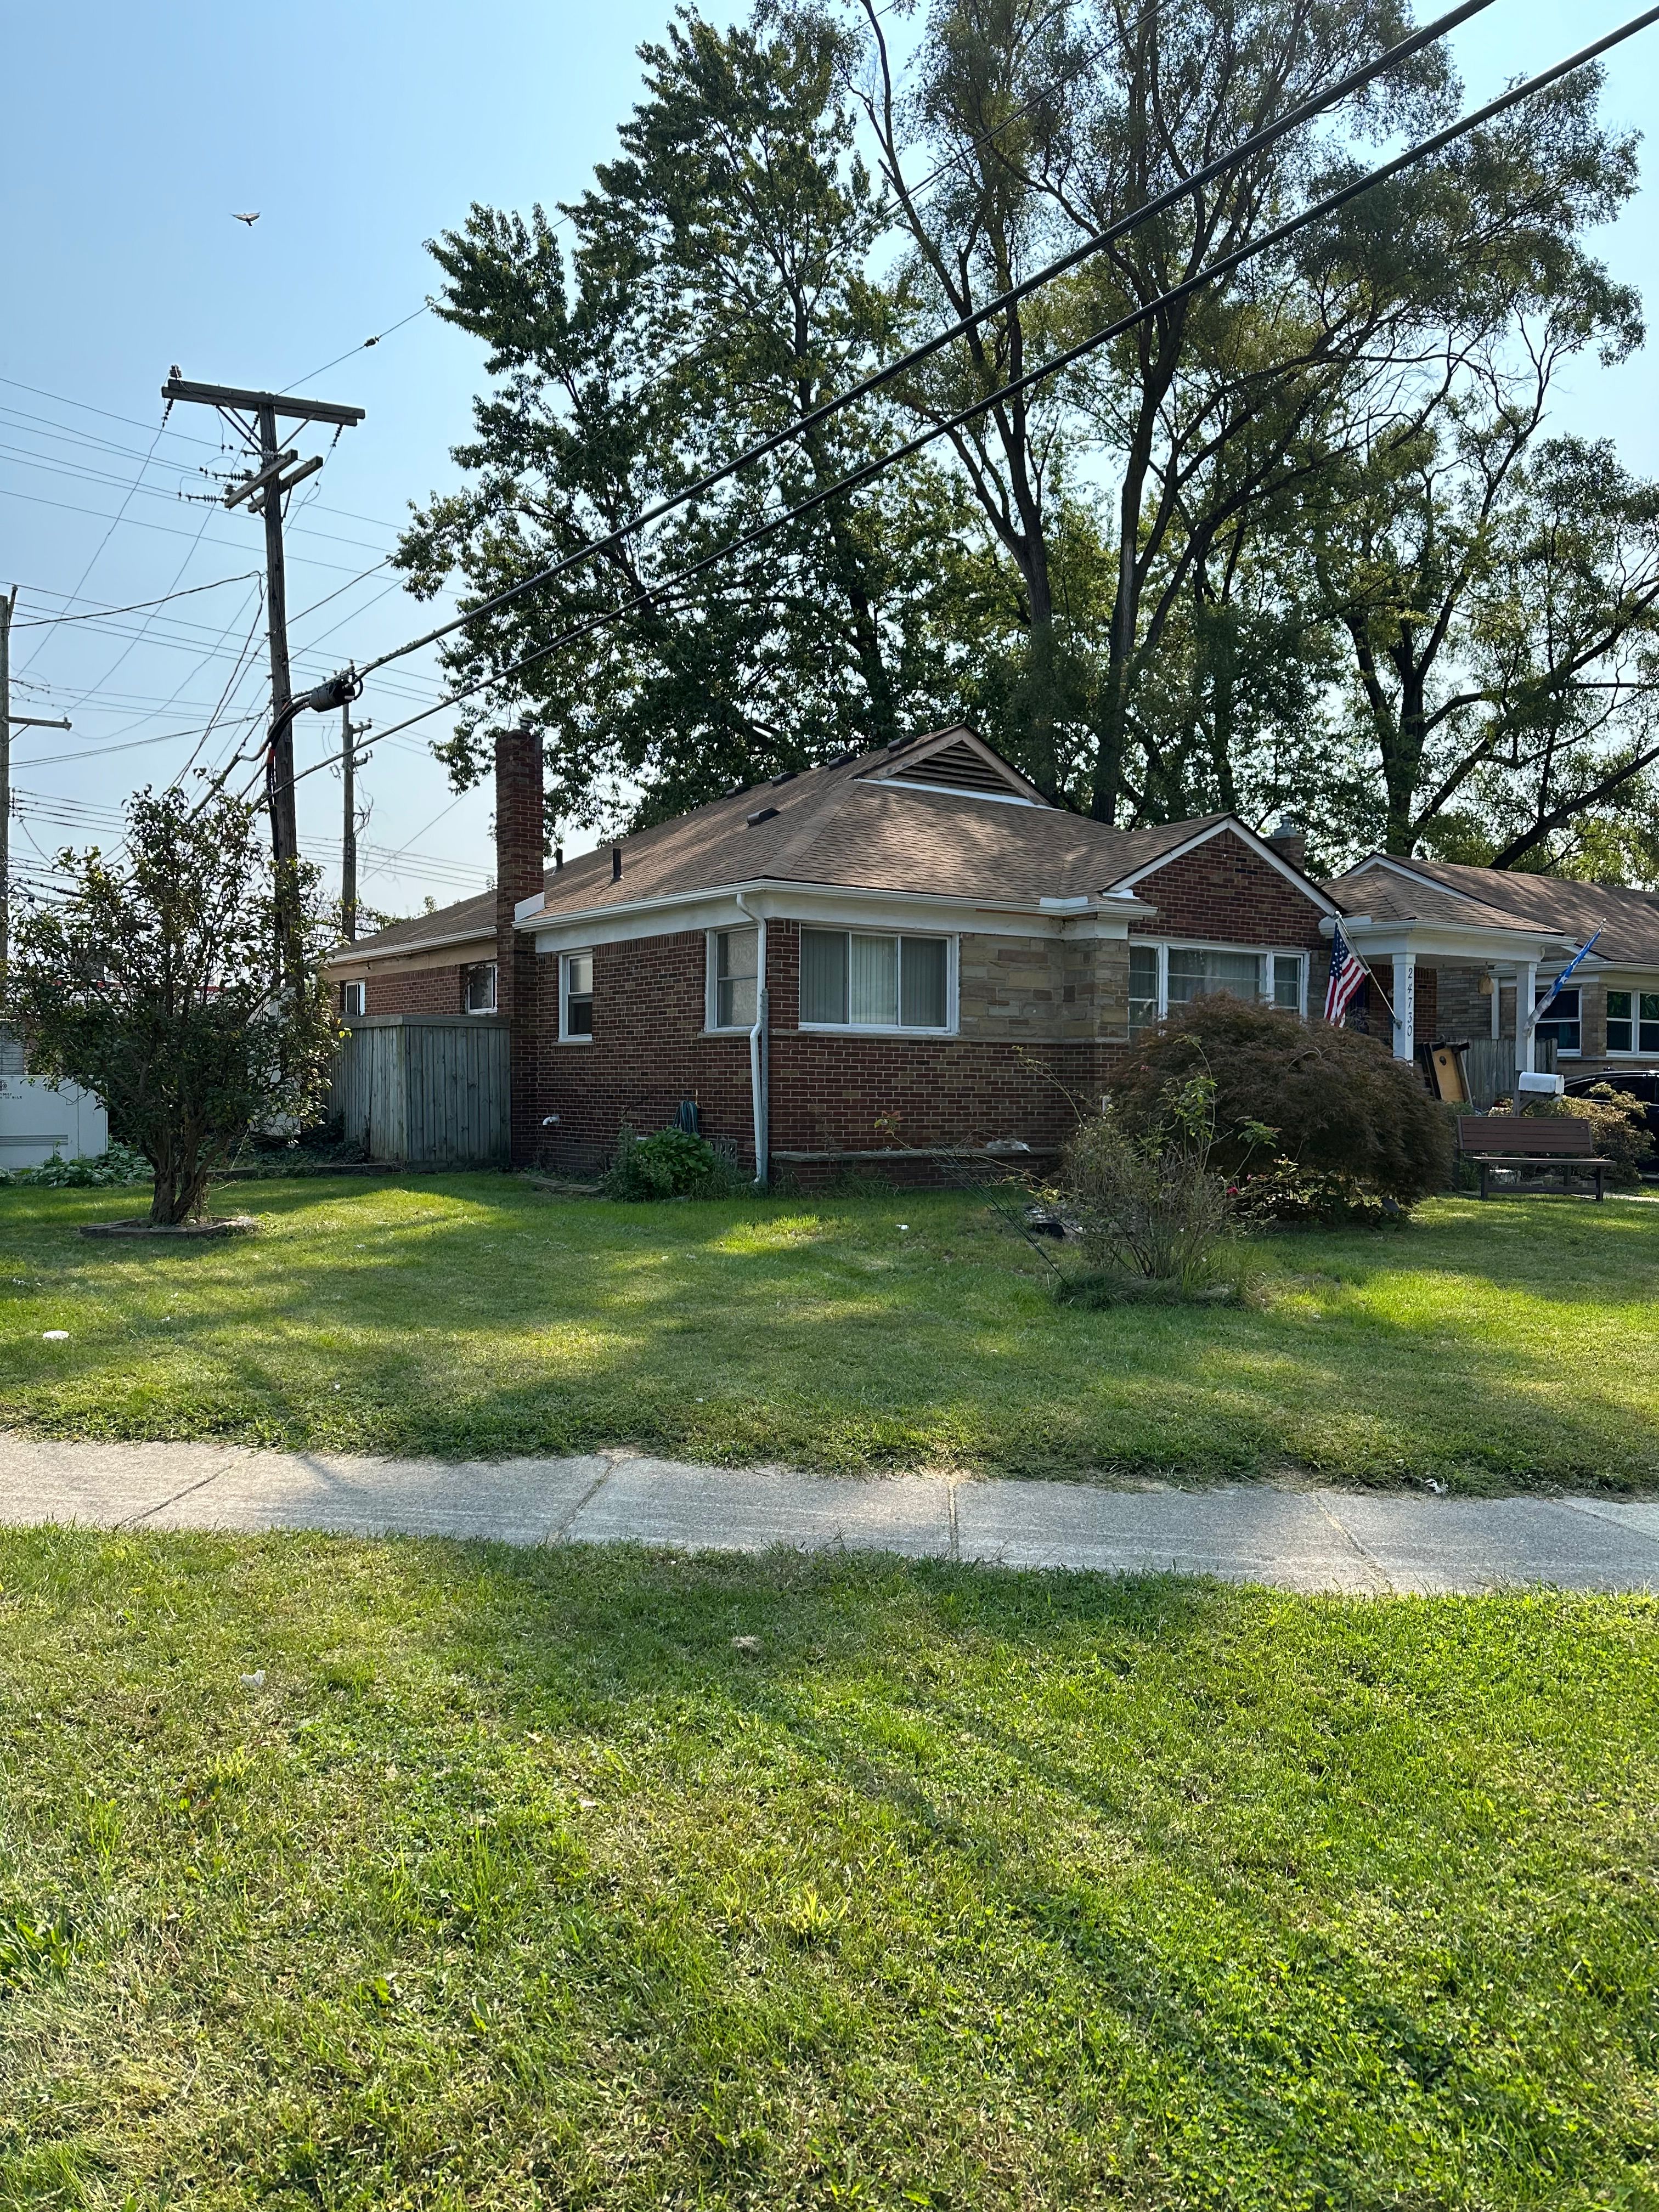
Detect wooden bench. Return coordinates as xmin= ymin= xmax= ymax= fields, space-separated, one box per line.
xmin=1457 ymin=1115 xmax=1612 ymax=1201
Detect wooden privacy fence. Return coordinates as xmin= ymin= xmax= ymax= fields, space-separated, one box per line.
xmin=1459 ymin=1036 xmax=1556 ymax=1110
xmin=329 ymin=1015 xmax=509 ymax=1168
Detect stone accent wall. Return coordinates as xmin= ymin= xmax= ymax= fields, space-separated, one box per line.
xmin=956 ymin=930 xmax=1132 ymax=1045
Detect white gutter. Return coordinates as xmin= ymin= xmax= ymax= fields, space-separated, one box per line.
xmin=734 ymin=890 xmax=769 ymax=1188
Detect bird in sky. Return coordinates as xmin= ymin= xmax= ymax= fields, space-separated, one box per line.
xmin=232 ymin=211 xmax=260 ymax=227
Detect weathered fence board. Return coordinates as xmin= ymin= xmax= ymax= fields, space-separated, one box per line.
xmin=329 ymin=1016 xmax=508 ymax=1167
xmin=1461 ymin=1036 xmax=1556 ymax=1110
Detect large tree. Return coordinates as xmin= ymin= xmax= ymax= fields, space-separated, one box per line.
xmin=5 ymin=789 xmax=339 ymax=1226
xmin=397 ymin=4 xmax=977 ymax=834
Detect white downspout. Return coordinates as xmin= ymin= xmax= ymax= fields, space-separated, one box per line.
xmin=735 ymin=892 xmax=769 ymax=1187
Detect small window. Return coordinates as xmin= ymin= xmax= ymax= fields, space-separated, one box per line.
xmin=340 ymin=981 xmax=365 ymax=1018
xmin=712 ymin=927 xmax=758 ymax=1030
xmin=1607 ymin=990 xmax=1633 ymax=1053
xmin=1272 ymin=953 xmax=1303 ymax=1014
xmin=799 ymin=929 xmax=951 ymax=1030
xmin=561 ymin=951 xmax=594 ymax=1040
xmin=1128 ymin=944 xmax=1158 ymax=1036
xmin=1535 ymin=984 xmax=1581 ymax=1057
xmin=462 ymin=960 xmax=497 ymax=1014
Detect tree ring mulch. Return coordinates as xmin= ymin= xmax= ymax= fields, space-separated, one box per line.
xmin=78 ymin=1216 xmax=258 ymax=1240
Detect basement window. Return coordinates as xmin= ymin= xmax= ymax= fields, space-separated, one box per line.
xmin=709 ymin=927 xmax=759 ymax=1031
xmin=463 ymin=961 xmax=498 ymax=1014
xmin=340 ymin=982 xmax=366 ymax=1018
xmin=799 ymin=928 xmax=952 ymax=1032
xmin=561 ymin=951 xmax=594 ymax=1041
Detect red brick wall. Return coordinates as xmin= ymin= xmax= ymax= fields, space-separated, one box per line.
xmin=528 ymin=919 xmax=1109 ymax=1178
xmin=528 ymin=930 xmax=756 ymax=1175
xmin=362 ymin=964 xmax=472 ymax=1017
xmin=495 ymin=728 xmax=545 ymax=1167
xmin=1128 ymin=829 xmax=1328 ymax=951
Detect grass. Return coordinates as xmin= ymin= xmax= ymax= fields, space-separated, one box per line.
xmin=2 ymin=1178 xmax=1659 ymax=1491
xmin=1 ymin=1530 xmax=1655 ymax=2208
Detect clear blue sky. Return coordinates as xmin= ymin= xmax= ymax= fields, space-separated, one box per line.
xmin=2 ymin=1 xmax=1654 ymax=915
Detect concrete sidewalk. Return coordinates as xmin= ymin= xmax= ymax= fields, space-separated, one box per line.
xmin=2 ymin=1432 xmax=1657 ymax=1594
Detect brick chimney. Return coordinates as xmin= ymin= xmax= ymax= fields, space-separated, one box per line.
xmin=494 ymin=725 xmax=544 ymax=1165
xmin=1266 ymin=821 xmax=1307 ymax=872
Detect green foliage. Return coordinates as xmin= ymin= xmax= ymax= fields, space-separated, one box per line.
xmin=1114 ymin=998 xmax=1453 ymax=1205
xmin=3 ymin=787 xmax=341 ymax=1226
xmin=0 ymin=1143 xmax=150 ymax=1191
xmin=603 ymin=1125 xmax=743 ymax=1201
xmin=1060 ymin=1075 xmax=1245 ymax=1298
xmin=1232 ymin=1158 xmax=1404 ymax=1227
xmin=1 ymin=1532 xmax=1656 ymax=2204
xmin=1492 ymin=1083 xmax=1656 ymax=1184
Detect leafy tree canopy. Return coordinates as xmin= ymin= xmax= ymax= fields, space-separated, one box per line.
xmin=5 ymin=788 xmax=340 ymax=1226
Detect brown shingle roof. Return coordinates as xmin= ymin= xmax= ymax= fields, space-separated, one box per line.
xmin=1327 ymin=856 xmax=1659 ymax=962
xmin=337 ymin=735 xmax=1324 ymax=963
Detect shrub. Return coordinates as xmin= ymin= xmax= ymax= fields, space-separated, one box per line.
xmin=1112 ymin=997 xmax=1452 ymax=1206
xmin=0 ymin=1143 xmax=151 ymax=1191
xmin=1059 ymin=1074 xmax=1242 ymax=1301
xmin=1492 ymin=1085 xmax=1655 ymax=1184
xmin=1231 ymin=1159 xmax=1403 ymax=1227
xmin=603 ymin=1126 xmax=746 ymax=1200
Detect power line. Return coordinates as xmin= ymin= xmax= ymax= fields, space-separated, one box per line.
xmin=349 ymin=0 xmax=1499 ymax=695
xmin=283 ymin=3 xmax=1659 ymax=803
xmin=7 ymin=572 xmax=261 ymax=629
xmin=13 ymin=416 xmax=170 ymax=678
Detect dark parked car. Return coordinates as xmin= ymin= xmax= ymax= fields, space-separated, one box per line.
xmin=1564 ymin=1068 xmax=1659 ymax=1149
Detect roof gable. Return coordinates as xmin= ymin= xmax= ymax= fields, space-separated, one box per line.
xmin=1104 ymin=816 xmax=1342 ymax=915
xmin=856 ymin=726 xmax=1048 ymax=805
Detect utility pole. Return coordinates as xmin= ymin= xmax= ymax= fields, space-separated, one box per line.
xmin=340 ymin=703 xmax=371 ymax=944
xmin=159 ymin=378 xmax=364 ymax=882
xmin=160 ymin=378 xmax=364 ymax=983
xmin=0 ymin=586 xmax=71 ymax=976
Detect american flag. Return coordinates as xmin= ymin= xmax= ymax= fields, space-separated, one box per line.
xmin=1324 ymin=922 xmax=1367 ymax=1024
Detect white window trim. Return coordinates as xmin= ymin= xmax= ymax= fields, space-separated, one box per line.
xmin=462 ymin=959 xmax=498 ymax=1015
xmin=559 ymin=948 xmax=594 ymax=1044
xmin=1602 ymin=991 xmax=1657 ymax=1056
xmin=797 ymin=927 xmax=960 ymax=1036
xmin=704 ymin=924 xmax=761 ymax=1035
xmin=341 ymin=981 xmax=366 ymax=1018
xmin=1132 ymin=940 xmax=1308 ymax=1024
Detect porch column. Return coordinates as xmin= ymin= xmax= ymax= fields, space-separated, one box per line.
xmin=1516 ymin=958 xmax=1537 ymax=1076
xmin=1391 ymin=952 xmax=1415 ymax=1061
xmin=1489 ymin=972 xmax=1501 ymax=1041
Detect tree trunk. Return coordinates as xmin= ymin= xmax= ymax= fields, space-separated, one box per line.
xmin=149 ymin=1147 xmax=209 ymax=1226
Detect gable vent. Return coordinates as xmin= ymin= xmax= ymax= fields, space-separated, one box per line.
xmin=890 ymin=738 xmax=1023 ymax=796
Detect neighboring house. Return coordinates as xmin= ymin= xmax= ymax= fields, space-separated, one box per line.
xmin=1325 ymin=854 xmax=1659 ymax=1081
xmin=326 ymin=726 xmax=1659 ymax=1177
xmin=0 ymin=1026 xmax=108 ymax=1170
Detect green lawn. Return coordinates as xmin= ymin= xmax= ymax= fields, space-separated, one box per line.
xmin=2 ymin=1177 xmax=1658 ymax=1489
xmin=1 ymin=1531 xmax=1654 ymax=2208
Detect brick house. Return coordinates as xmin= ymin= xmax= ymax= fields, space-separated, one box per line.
xmin=329 ymin=725 xmax=1345 ymax=1177
xmin=327 ymin=725 xmax=1659 ymax=1173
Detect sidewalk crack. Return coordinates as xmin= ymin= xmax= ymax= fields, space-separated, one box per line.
xmin=549 ymin=1464 xmax=613 ymax=1545
xmin=947 ymin=1480 xmax=960 ymax=1564
xmin=1311 ymin=1494 xmax=1396 ymax=1593
xmin=117 ymin=1462 xmax=231 ymax=1531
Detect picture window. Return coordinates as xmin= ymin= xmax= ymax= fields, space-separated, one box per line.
xmin=799 ymin=929 xmax=951 ymax=1031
